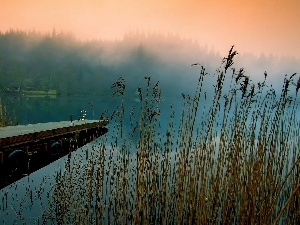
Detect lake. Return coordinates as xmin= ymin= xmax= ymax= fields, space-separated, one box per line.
xmin=0 ymin=85 xmax=299 ymax=224
xmin=0 ymin=92 xmax=184 ymax=223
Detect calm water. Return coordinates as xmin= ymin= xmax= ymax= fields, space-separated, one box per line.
xmin=0 ymin=93 xmax=183 ymax=224
xmin=0 ymin=92 xmax=299 ymax=224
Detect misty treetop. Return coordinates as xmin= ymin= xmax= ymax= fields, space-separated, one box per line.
xmin=0 ymin=29 xmax=299 ymax=96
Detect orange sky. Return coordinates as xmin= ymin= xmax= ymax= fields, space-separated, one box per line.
xmin=1 ymin=0 xmax=299 ymax=58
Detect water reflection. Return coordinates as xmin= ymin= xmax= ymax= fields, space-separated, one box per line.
xmin=0 ymin=94 xmax=181 ymax=223
xmin=0 ymin=154 xmax=66 ymax=224
xmin=0 ymin=91 xmax=299 ymax=223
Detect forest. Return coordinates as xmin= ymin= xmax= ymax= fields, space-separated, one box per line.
xmin=0 ymin=29 xmax=299 ymax=97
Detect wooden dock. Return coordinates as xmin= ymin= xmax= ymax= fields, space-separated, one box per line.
xmin=0 ymin=119 xmax=108 ymax=148
xmin=0 ymin=119 xmax=108 ymax=189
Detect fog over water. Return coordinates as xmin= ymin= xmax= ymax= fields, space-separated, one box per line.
xmin=1 ymin=31 xmax=299 ymax=124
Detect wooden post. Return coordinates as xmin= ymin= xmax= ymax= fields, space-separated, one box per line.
xmin=0 ymin=151 xmax=3 ymax=165
xmin=25 ymin=146 xmax=29 ymax=173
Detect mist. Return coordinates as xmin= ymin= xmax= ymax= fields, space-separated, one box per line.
xmin=0 ymin=29 xmax=299 ymax=100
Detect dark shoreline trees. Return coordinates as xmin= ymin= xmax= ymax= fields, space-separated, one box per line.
xmin=0 ymin=29 xmax=299 ymax=98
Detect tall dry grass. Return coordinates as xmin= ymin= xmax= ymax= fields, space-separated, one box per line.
xmin=43 ymin=47 xmax=299 ymax=224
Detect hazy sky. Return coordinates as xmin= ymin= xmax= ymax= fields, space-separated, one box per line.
xmin=1 ymin=0 xmax=299 ymax=58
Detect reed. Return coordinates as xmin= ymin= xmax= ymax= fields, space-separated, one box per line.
xmin=17 ymin=47 xmax=300 ymax=224
xmin=0 ymin=97 xmax=18 ymax=127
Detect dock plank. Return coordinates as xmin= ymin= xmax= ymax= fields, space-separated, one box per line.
xmin=0 ymin=120 xmax=108 ymax=148
xmin=0 ymin=120 xmax=100 ymax=139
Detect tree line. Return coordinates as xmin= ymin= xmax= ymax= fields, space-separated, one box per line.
xmin=0 ymin=29 xmax=298 ymax=97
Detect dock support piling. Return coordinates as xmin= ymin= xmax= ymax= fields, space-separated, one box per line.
xmin=0 ymin=151 xmax=3 ymax=165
